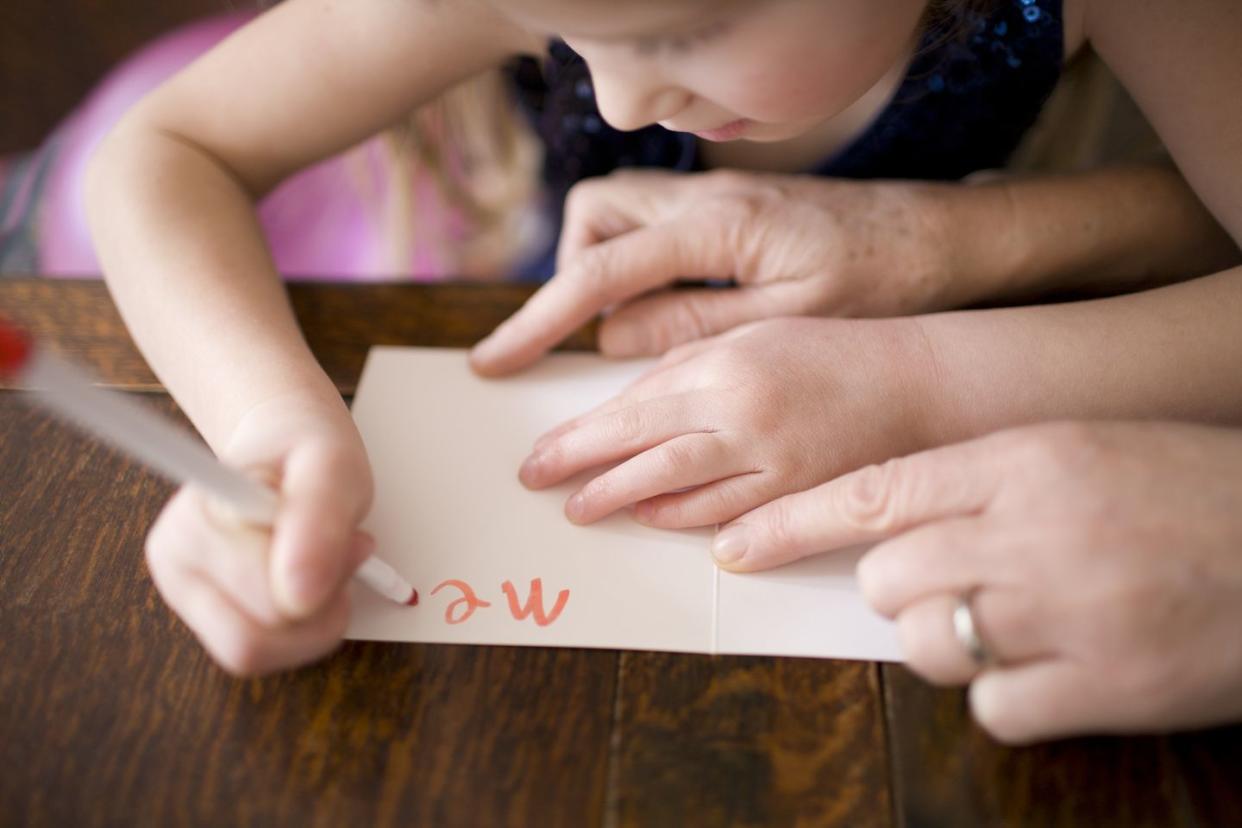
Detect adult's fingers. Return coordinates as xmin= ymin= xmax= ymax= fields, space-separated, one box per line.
xmin=895 ymin=587 xmax=1054 ymax=687
xmin=711 ymin=437 xmax=1006 ymax=572
xmin=970 ymin=660 xmax=1103 ymax=744
xmin=556 ymin=169 xmax=707 ymax=269
xmin=269 ymin=442 xmax=372 ymax=620
xmin=470 ymin=217 xmax=740 ymax=377
xmin=856 ymin=519 xmax=1003 ymax=618
xmin=596 ymin=283 xmax=807 ymax=359
xmin=556 ymin=182 xmax=651 ymax=270
xmin=897 ymin=593 xmax=986 ymax=686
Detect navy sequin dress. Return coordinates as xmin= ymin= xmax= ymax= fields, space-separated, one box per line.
xmin=508 ymin=0 xmax=1064 ymax=277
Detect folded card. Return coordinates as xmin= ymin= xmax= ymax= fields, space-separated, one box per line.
xmin=347 ymin=347 xmax=900 ymax=662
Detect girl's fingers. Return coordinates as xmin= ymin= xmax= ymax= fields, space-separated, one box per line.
xmin=149 ymin=487 xmax=376 ymax=634
xmin=269 ymin=442 xmax=372 ymax=620
xmin=149 ymin=486 xmax=284 ymax=626
xmin=522 ymin=394 xmax=715 ymax=489
xmin=566 ymin=431 xmax=748 ymax=525
xmin=151 ymin=552 xmax=351 ymax=676
xmin=634 ymin=471 xmax=772 ymax=529
xmin=531 ymin=363 xmax=704 ymax=455
xmin=969 ymin=660 xmax=1100 ymax=745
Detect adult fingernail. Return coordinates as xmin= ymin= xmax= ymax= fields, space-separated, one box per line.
xmin=712 ymin=526 xmax=750 ymax=565
xmin=601 ymin=323 xmax=646 ymax=358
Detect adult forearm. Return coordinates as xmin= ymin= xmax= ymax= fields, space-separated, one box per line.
xmin=929 ymin=163 xmax=1240 ymax=306
xmin=86 ymin=122 xmax=346 ymax=451
xmin=922 ymin=266 xmax=1242 ymax=443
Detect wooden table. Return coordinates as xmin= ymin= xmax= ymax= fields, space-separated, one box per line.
xmin=2 ymin=278 xmax=1239 ymax=827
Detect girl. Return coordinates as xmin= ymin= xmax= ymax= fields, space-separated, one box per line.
xmin=88 ymin=0 xmax=1242 ymax=676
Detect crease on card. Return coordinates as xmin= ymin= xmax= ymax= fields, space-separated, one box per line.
xmin=710 ymin=563 xmax=720 ymax=656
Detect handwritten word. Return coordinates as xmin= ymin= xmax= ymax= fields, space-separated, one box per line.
xmin=430 ymin=578 xmax=570 ymax=627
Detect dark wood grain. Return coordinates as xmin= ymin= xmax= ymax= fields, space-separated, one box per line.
xmin=609 ymin=653 xmax=892 ymax=827
xmin=5 ymin=278 xmax=1242 ymax=827
xmin=0 ymin=278 xmax=593 ymax=393
xmin=0 ymin=394 xmax=616 ymax=827
xmin=882 ymin=664 xmax=1242 ymax=828
xmin=0 ymin=0 xmax=222 ymax=154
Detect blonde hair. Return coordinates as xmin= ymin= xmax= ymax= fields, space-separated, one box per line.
xmin=254 ymin=0 xmax=544 ymax=279
xmin=368 ymin=70 xmax=544 ymax=279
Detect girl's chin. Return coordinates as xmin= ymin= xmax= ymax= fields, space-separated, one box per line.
xmin=728 ymin=121 xmax=821 ymax=143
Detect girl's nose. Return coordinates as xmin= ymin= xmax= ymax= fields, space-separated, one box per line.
xmin=589 ymin=68 xmax=691 ymax=132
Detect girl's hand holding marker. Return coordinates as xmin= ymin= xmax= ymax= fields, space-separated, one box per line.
xmin=0 ymin=318 xmax=415 ymax=676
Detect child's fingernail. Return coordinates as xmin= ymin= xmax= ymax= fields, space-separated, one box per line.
xmin=279 ymin=564 xmax=330 ymax=618
xmin=353 ymin=531 xmax=377 ymax=561
xmin=519 ymin=453 xmax=543 ymax=484
xmin=712 ymin=526 xmax=750 ymax=565
xmin=634 ymin=501 xmax=654 ymax=524
xmin=602 ymin=323 xmax=645 ymax=358
xmin=471 ymin=335 xmax=501 ymax=364
xmin=566 ymin=493 xmax=587 ymax=523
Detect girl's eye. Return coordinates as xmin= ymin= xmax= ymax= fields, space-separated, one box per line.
xmin=633 ymin=21 xmax=731 ymax=57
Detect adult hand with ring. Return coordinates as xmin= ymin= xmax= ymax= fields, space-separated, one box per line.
xmin=711 ymin=421 xmax=1242 ymax=744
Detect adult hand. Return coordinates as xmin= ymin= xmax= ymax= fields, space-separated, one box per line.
xmin=145 ymin=393 xmax=375 ymax=676
xmin=471 ymin=169 xmax=962 ymax=376
xmin=518 ymin=315 xmax=944 ymax=528
xmin=714 ymin=421 xmax=1242 ymax=743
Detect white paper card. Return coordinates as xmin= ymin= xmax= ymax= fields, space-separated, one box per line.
xmin=347 ymin=347 xmax=900 ymax=662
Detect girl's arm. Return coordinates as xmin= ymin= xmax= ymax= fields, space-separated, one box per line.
xmin=950 ymin=0 xmax=1242 ymax=305
xmin=87 ymin=0 xmax=540 ymax=449
xmin=86 ymin=0 xmax=544 ymax=675
xmin=921 ymin=0 xmax=1242 ymax=434
xmin=921 ymin=266 xmax=1242 ymax=447
xmin=1084 ymin=0 xmax=1242 ymax=252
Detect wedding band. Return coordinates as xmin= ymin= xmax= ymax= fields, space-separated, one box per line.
xmin=952 ymin=589 xmax=993 ymax=667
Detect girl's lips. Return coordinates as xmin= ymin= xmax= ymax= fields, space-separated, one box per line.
xmin=690 ymin=118 xmax=752 ymax=142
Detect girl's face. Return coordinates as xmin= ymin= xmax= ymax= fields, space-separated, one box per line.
xmin=497 ymin=0 xmax=929 ymax=143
